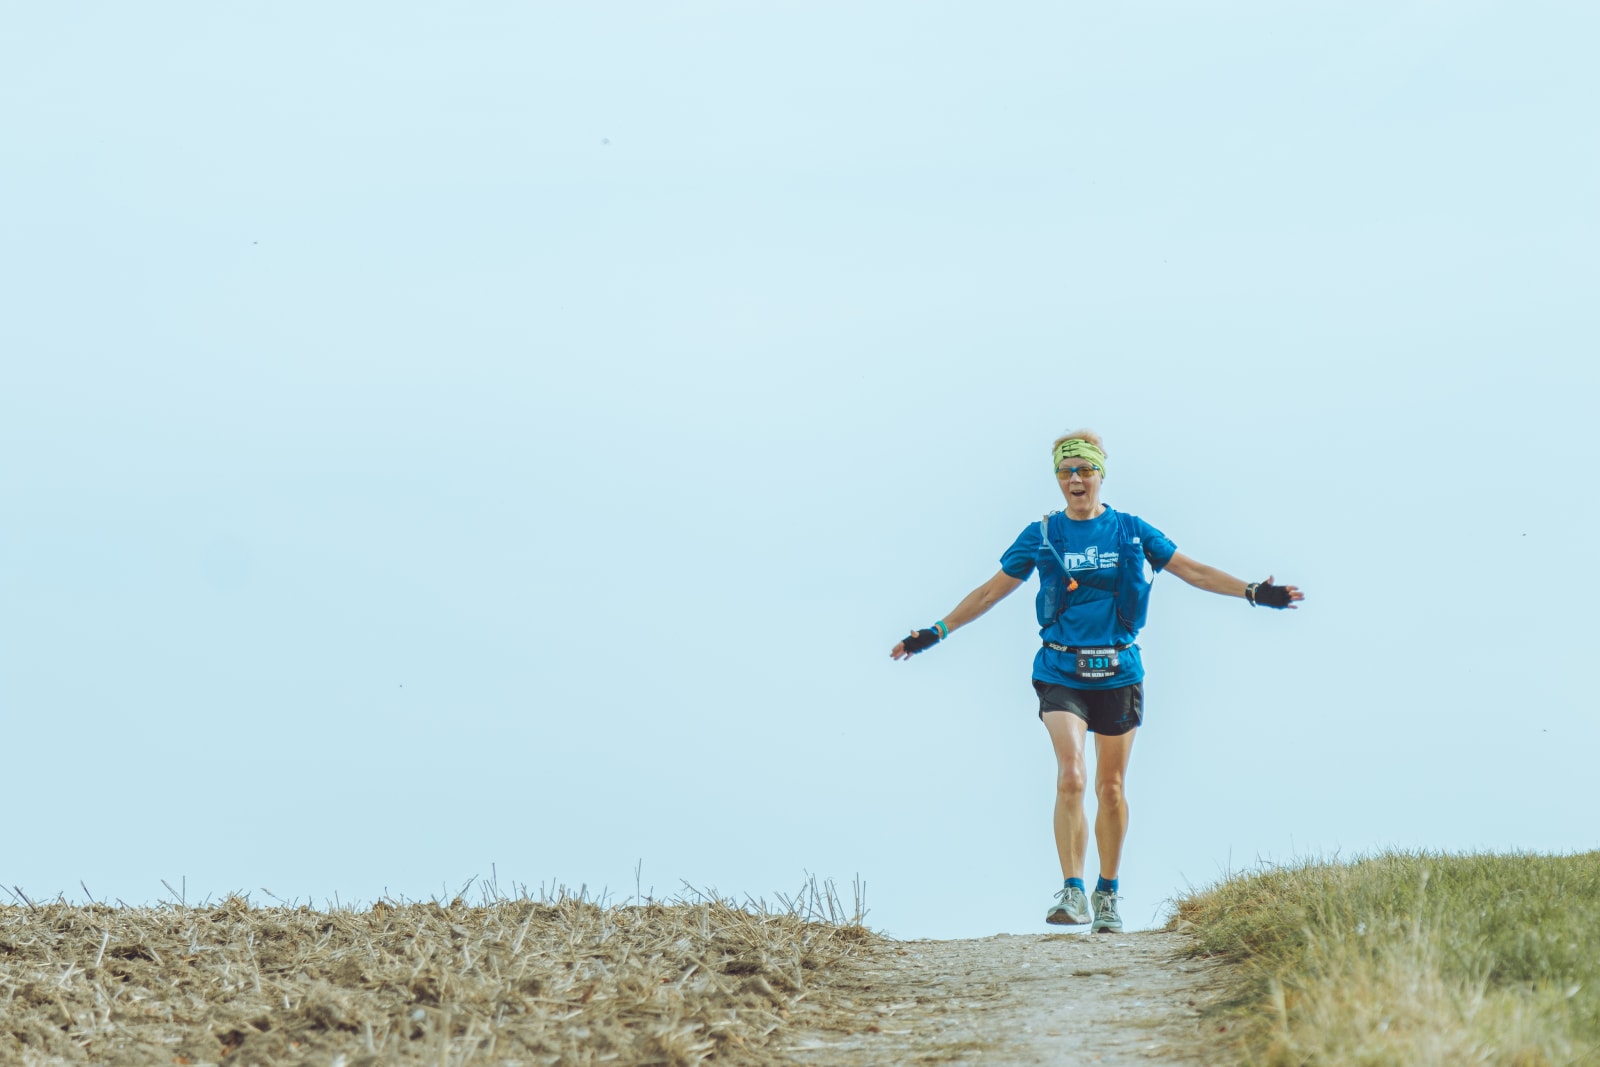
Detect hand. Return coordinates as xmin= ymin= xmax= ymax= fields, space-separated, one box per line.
xmin=1247 ymin=575 xmax=1304 ymax=609
xmin=890 ymin=629 xmax=941 ymax=660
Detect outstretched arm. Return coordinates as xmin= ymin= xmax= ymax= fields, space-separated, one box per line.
xmin=1163 ymin=552 xmax=1304 ymax=607
xmin=890 ymin=569 xmax=1025 ymax=660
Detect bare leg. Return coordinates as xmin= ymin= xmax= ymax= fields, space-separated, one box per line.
xmin=1092 ymin=728 xmax=1137 ymax=880
xmin=1041 ymin=711 xmax=1090 ymax=880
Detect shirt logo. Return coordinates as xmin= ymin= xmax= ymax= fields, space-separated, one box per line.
xmin=1059 ymin=546 xmax=1119 ymax=572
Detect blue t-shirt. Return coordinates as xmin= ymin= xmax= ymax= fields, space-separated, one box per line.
xmin=1000 ymin=506 xmax=1177 ymax=690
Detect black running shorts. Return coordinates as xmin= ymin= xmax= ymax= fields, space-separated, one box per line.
xmin=1033 ymin=680 xmax=1143 ymax=736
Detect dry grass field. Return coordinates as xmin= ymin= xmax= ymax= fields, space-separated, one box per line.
xmin=0 ymin=882 xmax=880 ymax=1067
xmin=26 ymin=853 xmax=1583 ymax=1067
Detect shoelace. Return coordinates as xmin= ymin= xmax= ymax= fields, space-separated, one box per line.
xmin=1053 ymin=887 xmax=1089 ymax=916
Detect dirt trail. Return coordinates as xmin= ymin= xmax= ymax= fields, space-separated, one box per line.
xmin=786 ymin=930 xmax=1232 ymax=1066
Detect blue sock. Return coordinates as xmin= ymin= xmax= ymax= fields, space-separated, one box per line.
xmin=1096 ymin=876 xmax=1118 ymax=895
xmin=1064 ymin=877 xmax=1086 ymax=892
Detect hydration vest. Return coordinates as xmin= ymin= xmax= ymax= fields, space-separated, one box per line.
xmin=1034 ymin=507 xmax=1155 ymax=637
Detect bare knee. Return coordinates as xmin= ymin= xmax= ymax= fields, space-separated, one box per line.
xmin=1056 ymin=764 xmax=1088 ymax=801
xmin=1096 ymin=777 xmax=1127 ymax=809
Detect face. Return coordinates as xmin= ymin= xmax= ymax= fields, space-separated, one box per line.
xmin=1055 ymin=459 xmax=1103 ymax=508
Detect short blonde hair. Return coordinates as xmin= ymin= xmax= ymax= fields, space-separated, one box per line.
xmin=1051 ymin=428 xmax=1106 ymax=456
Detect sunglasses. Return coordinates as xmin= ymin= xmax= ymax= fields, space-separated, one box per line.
xmin=1054 ymin=465 xmax=1102 ymax=479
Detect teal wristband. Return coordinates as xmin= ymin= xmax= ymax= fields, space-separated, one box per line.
xmin=933 ymin=619 xmax=949 ymax=640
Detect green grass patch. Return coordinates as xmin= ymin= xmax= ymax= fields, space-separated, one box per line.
xmin=1172 ymin=851 xmax=1600 ymax=1066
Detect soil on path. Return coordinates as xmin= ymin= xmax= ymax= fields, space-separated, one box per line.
xmin=786 ymin=930 xmax=1233 ymax=1066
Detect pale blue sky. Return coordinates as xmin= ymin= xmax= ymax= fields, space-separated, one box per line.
xmin=3 ymin=2 xmax=1596 ymax=937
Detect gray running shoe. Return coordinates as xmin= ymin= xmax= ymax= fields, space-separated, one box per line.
xmin=1090 ymin=890 xmax=1123 ymax=933
xmin=1046 ymin=885 xmax=1091 ymax=925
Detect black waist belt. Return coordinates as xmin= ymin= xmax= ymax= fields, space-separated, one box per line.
xmin=1043 ymin=641 xmax=1132 ymax=653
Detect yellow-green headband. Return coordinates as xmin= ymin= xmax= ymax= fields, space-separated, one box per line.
xmin=1052 ymin=439 xmax=1107 ymax=479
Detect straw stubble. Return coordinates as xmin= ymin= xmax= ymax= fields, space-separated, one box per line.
xmin=0 ymin=886 xmax=881 ymax=1066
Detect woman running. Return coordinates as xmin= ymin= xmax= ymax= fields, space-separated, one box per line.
xmin=890 ymin=429 xmax=1303 ymax=931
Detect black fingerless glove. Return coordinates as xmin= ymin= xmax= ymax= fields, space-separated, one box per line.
xmin=1246 ymin=579 xmax=1292 ymax=609
xmin=902 ymin=628 xmax=942 ymax=653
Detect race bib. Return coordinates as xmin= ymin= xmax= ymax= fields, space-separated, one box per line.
xmin=1073 ymin=647 xmax=1121 ymax=681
